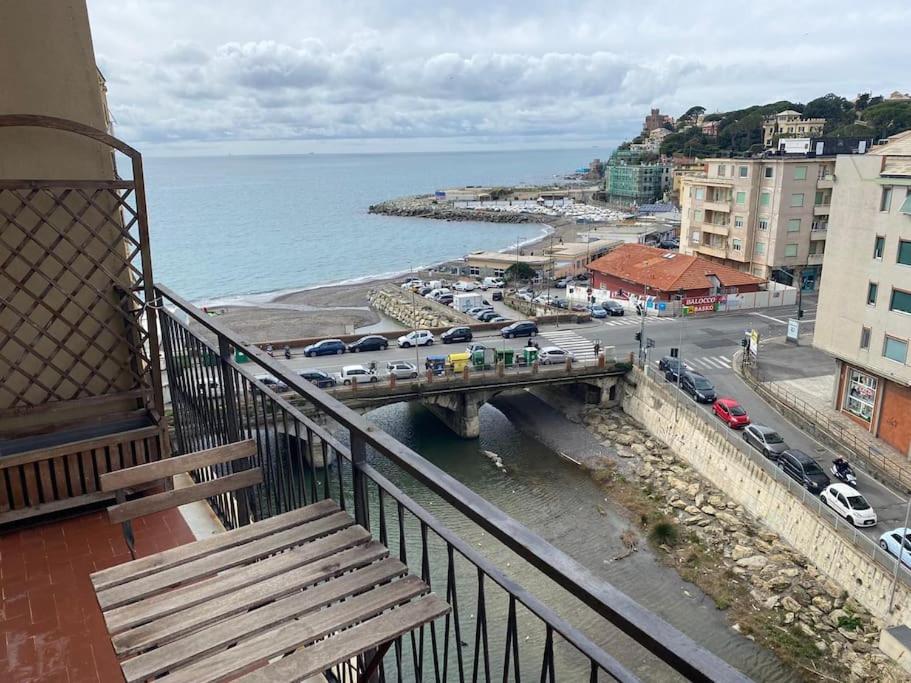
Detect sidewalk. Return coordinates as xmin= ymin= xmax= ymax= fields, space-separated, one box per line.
xmin=745 ymin=335 xmax=911 ymax=488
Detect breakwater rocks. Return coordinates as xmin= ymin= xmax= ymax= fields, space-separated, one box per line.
xmin=581 ymin=407 xmax=903 ymax=682
xmin=369 ymin=197 xmax=542 ymax=223
xmin=367 ymin=288 xmax=463 ymax=329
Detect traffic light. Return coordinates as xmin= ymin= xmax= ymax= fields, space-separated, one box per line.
xmin=670 ymin=347 xmax=679 ymax=358
xmin=798 ymin=309 xmax=804 ymax=320
xmin=741 ymin=338 xmax=748 ymax=348
xmin=635 ymin=331 xmax=642 ymax=342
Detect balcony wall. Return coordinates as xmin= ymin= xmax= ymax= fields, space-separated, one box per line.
xmin=807 ymin=253 xmax=825 ymax=265
xmin=810 ymin=229 xmax=828 ymax=241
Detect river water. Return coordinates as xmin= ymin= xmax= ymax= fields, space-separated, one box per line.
xmin=364 ymin=392 xmax=792 ymax=681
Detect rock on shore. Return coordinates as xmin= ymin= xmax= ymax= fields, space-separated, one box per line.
xmin=367 ymin=287 xmax=464 ymax=329
xmin=369 ymin=197 xmax=544 ymax=223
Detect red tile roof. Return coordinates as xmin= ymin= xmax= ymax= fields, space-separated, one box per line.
xmin=586 ymin=243 xmax=765 ymax=292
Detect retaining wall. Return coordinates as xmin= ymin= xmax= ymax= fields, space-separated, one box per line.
xmin=622 ymin=367 xmax=911 ymax=625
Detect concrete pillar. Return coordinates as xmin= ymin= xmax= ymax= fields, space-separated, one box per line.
xmin=422 ymin=391 xmax=491 ymax=438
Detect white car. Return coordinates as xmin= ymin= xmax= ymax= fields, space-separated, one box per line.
xmin=820 ymin=483 xmax=877 ymax=527
xmin=453 ymin=280 xmax=478 ymax=292
xmin=400 ymin=278 xmax=421 ymax=289
xmin=538 ymin=347 xmax=576 ymax=365
xmin=480 ymin=277 xmax=506 ymax=289
xmin=386 ymin=360 xmax=418 ymax=379
xmin=335 ymin=365 xmax=379 ymax=386
xmin=397 ymin=330 xmax=434 ymax=348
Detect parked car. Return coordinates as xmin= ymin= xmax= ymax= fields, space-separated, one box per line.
xmin=680 ymin=371 xmax=716 ymax=403
xmin=400 ymin=277 xmax=421 ymax=289
xmin=254 ymin=373 xmax=289 ymax=392
xmin=347 ymin=334 xmax=389 ymax=353
xmin=658 ymin=356 xmax=684 ymax=373
xmin=820 ymin=483 xmax=877 ymax=527
xmin=778 ymin=449 xmax=831 ymax=493
xmin=437 ymin=294 xmax=454 ymax=305
xmin=538 ymin=347 xmax=575 ymax=365
xmin=476 ymin=310 xmax=501 ymax=322
xmin=303 ymin=339 xmax=346 ymax=357
xmin=501 ymin=321 xmax=538 ymax=338
xmin=442 ymin=326 xmax=473 ymax=343
xmin=336 ymin=365 xmax=379 ymax=385
xmin=712 ymin=398 xmax=750 ymax=429
xmin=589 ymin=304 xmax=607 ymax=318
xmin=663 ymin=362 xmax=687 ymax=383
xmin=555 ymin=277 xmax=571 ymax=288
xmin=742 ymin=424 xmax=788 ymax=459
xmin=453 ymin=280 xmax=478 ymax=292
xmin=466 ymin=342 xmax=489 ymax=354
xmin=491 ymin=290 xmax=503 ymax=301
xmin=570 ymin=303 xmax=589 ymax=312
xmin=879 ymin=528 xmax=911 ymax=569
xmin=488 ymin=316 xmax=507 ymax=322
xmin=466 ymin=306 xmax=492 ymax=317
xmin=397 ymin=330 xmax=434 ymax=348
xmin=386 ymin=360 xmax=418 ymax=379
xmin=602 ymin=300 xmax=625 ymax=316
xmin=297 ymin=369 xmax=336 ymax=388
xmin=418 ymin=286 xmax=433 ymax=296
xmin=480 ymin=277 xmax=505 ymax=289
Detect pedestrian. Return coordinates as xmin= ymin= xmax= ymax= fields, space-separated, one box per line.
xmin=283 ymin=345 xmax=291 ymax=359
xmin=266 ymin=344 xmax=274 ymax=357
xmin=594 ymin=341 xmax=601 ymax=355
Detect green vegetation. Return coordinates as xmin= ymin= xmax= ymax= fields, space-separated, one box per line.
xmin=836 ymin=614 xmax=862 ymax=631
xmin=648 ymin=519 xmax=679 ymax=546
xmin=504 ymin=261 xmax=536 ymax=283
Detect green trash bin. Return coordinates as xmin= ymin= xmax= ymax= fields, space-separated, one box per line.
xmin=202 ymin=350 xmax=219 ymax=367
xmin=234 ymin=349 xmax=250 ymax=363
xmin=522 ymin=347 xmax=538 ymax=365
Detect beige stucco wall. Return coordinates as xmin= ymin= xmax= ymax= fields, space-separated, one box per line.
xmin=623 ymin=368 xmax=911 ymax=625
xmin=815 ymin=153 xmax=911 ymax=387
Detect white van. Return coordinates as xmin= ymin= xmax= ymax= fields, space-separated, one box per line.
xmin=480 ymin=277 xmax=505 ymax=289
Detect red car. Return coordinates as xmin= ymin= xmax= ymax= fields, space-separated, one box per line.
xmin=713 ymin=397 xmax=750 ymax=428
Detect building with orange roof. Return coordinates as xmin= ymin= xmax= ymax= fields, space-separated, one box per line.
xmin=586 ymin=243 xmax=765 ymax=307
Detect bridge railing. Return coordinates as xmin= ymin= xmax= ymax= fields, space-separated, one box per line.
xmin=154 ymin=283 xmax=750 ymax=683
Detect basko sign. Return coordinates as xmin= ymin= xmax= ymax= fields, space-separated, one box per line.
xmin=683 ymin=295 xmax=720 ymax=313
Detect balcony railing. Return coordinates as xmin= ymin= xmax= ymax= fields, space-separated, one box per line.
xmin=807 ymin=253 xmax=825 ymax=265
xmin=154 ymin=283 xmax=747 ymax=683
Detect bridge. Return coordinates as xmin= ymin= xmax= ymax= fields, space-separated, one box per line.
xmin=316 ymin=362 xmax=629 ymax=437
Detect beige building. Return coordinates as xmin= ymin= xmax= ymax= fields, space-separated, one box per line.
xmin=814 ymin=132 xmax=911 ymax=456
xmin=679 ymin=156 xmax=836 ymax=288
xmin=464 ymin=238 xmax=619 ymax=279
xmin=762 ymin=110 xmax=826 ymax=147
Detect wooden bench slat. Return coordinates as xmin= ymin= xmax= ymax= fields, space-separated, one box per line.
xmin=233 ymin=593 xmax=450 ymax=683
xmin=0 ymin=425 xmax=161 ymax=470
xmin=91 ymin=499 xmax=338 ymax=591
xmin=96 ymin=510 xmax=353 ymax=610
xmin=106 ymin=468 xmax=262 ymax=524
xmin=106 ymin=528 xmax=376 ymax=636
xmin=121 ymin=559 xmax=410 ymax=682
xmin=100 ymin=440 xmax=257 ymax=492
xmin=157 ymin=577 xmax=431 ymax=683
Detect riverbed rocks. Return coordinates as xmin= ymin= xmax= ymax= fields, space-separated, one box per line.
xmin=579 ymin=406 xmax=903 ymax=682
xmin=369 ymin=197 xmax=544 ymax=223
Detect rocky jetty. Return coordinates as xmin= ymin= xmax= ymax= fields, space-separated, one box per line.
xmin=369 ymin=197 xmax=543 ymax=223
xmin=367 ymin=288 xmax=466 ymax=329
xmin=580 ymin=407 xmax=904 ymax=682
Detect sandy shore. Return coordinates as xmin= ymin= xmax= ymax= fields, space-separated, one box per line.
xmin=212 ymin=215 xmax=585 ymax=342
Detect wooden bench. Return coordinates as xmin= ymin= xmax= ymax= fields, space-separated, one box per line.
xmin=100 ymin=439 xmax=261 ymax=558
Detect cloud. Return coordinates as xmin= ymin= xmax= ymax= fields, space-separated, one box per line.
xmin=85 ymin=0 xmax=911 ymax=152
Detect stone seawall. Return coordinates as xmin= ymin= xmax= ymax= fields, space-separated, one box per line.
xmin=367 ymin=287 xmax=472 ymax=329
xmin=621 ymin=367 xmax=911 ymax=627
xmin=369 ymin=198 xmax=543 ymax=223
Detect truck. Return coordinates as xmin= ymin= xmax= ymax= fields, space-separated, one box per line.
xmin=452 ymin=292 xmax=483 ymax=313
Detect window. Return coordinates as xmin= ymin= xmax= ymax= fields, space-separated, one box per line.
xmin=901 ymin=190 xmax=911 ymax=215
xmin=468 ymin=266 xmax=480 ymax=276
xmin=735 ymin=191 xmax=746 ymax=205
xmin=717 ymin=165 xmax=726 ymax=177
xmin=754 ymin=242 xmax=765 ymax=255
xmin=860 ymin=327 xmax=871 ymax=349
xmin=691 ymin=231 xmax=701 ymax=244
xmin=739 ymin=166 xmax=748 ymax=177
xmin=881 ymin=187 xmax=892 ymax=212
xmin=784 ymin=243 xmax=798 ymax=257
xmin=791 ymin=193 xmax=805 ymax=207
xmin=883 ymin=336 xmax=909 ymax=363
xmin=787 ymin=218 xmax=801 ymax=232
xmin=898 ymin=240 xmax=911 ymax=266
xmin=764 ymin=167 xmax=774 ymax=179
xmin=758 ymin=219 xmax=769 ymax=231
xmin=694 ymin=209 xmax=703 ymax=223
xmin=794 ymin=166 xmax=807 ymax=180
xmin=867 ymin=282 xmax=878 ymax=305
xmin=874 ymin=236 xmax=885 ymax=260
xmin=695 ymin=187 xmax=705 ymax=200
xmin=493 ymin=268 xmax=505 ymax=277
xmin=732 ymin=239 xmax=742 ymax=251
xmin=760 ymin=192 xmax=771 ymax=207
xmin=844 ymin=369 xmax=877 ymax=422
xmin=734 ymin=216 xmax=744 ymax=229
xmin=891 ymin=289 xmax=911 ymax=315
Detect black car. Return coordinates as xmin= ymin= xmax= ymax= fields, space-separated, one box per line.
xmin=742 ymin=424 xmax=789 ymax=459
xmin=298 ymin=369 xmax=337 ymax=388
xmin=437 ymin=294 xmax=454 ymax=305
xmin=303 ymin=339 xmax=346 ymax=357
xmin=501 ymin=321 xmax=538 ymax=338
xmin=418 ymin=286 xmax=433 ymax=296
xmin=477 ymin=310 xmax=501 ymax=322
xmin=680 ymin=371 xmax=716 ymax=403
xmin=659 ymin=356 xmax=685 ymax=377
xmin=603 ymin=300 xmax=625 ymax=316
xmin=778 ymin=449 xmax=831 ymax=493
xmin=491 ymin=291 xmax=503 ymax=301
xmin=347 ymin=335 xmax=389 ymax=353
xmin=442 ymin=326 xmax=473 ymax=344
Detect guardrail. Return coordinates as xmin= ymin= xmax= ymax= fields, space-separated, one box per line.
xmin=645 ymin=369 xmax=911 ymax=590
xmin=740 ymin=362 xmax=911 ymax=493
xmin=154 ymin=283 xmax=749 ymax=683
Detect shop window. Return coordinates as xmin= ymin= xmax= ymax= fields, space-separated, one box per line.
xmin=843 ymin=369 xmax=877 ymax=422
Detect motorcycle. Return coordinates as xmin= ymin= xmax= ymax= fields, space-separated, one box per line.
xmin=831 ymin=460 xmax=858 ymax=487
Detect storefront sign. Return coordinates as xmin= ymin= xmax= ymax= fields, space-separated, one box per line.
xmin=683 ymin=295 xmax=720 ymax=313
xmin=786 ymin=318 xmax=799 ymax=342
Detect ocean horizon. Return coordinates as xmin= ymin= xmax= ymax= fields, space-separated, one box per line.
xmin=141 ymin=148 xmax=597 ymax=302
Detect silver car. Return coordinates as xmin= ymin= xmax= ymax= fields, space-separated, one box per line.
xmin=742 ymin=424 xmax=789 ymax=459
xmin=386 ymin=360 xmax=418 ymax=379
xmin=538 ymin=346 xmax=575 ymax=365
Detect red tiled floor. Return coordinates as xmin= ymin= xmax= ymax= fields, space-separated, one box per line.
xmin=0 ymin=508 xmax=194 ymax=682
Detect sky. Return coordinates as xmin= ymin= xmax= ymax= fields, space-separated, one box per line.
xmin=86 ymin=0 xmax=910 ymax=155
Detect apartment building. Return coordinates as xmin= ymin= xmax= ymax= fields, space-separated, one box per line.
xmin=762 ymin=110 xmax=826 ymax=147
xmin=679 ymin=154 xmax=838 ymax=289
xmin=814 ymin=131 xmax=911 ymax=456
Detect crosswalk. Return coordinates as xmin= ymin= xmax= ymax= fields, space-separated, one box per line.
xmin=654 ymin=355 xmax=733 ymax=371
xmin=599 ymin=316 xmax=676 ymax=328
xmin=540 ymin=330 xmax=598 ymax=360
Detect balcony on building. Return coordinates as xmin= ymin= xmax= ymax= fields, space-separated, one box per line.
xmin=816 ymin=173 xmax=835 ymax=189
xmin=0 ymin=116 xmax=744 ymax=683
xmin=696 ymin=242 xmax=727 ymax=258
xmin=807 ymin=252 xmax=825 ymax=265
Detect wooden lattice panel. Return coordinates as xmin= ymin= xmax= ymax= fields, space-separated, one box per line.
xmin=0 ymin=182 xmax=154 ymax=414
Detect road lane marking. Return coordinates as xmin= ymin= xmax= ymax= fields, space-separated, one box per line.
xmin=749 ymin=312 xmax=788 ymax=324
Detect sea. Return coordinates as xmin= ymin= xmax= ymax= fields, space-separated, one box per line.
xmin=142 ymin=148 xmax=593 ymax=303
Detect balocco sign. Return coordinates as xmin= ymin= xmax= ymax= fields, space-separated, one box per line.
xmin=683 ymin=295 xmax=720 ymax=313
